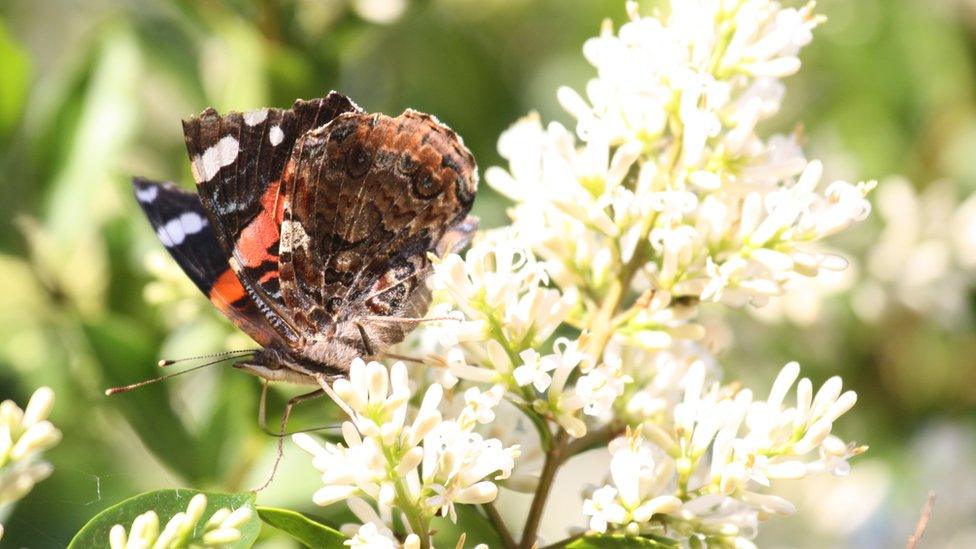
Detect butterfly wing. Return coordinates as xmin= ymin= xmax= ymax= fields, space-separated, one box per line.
xmin=132 ymin=177 xmax=284 ymax=347
xmin=277 ymin=109 xmax=478 ymax=341
xmin=181 ymin=92 xmax=362 ymax=344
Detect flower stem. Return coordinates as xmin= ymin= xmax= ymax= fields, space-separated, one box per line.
xmin=586 ymin=244 xmax=646 ymax=358
xmin=520 ymin=428 xmax=569 ymax=548
xmin=564 ymin=422 xmax=624 ymax=458
xmin=383 ymin=446 xmax=430 ymax=548
xmin=483 ymin=502 xmax=517 ymax=549
xmin=395 ymin=482 xmax=429 ymax=549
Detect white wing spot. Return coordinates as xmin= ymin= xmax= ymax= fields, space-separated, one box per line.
xmin=191 ymin=135 xmax=240 ymax=183
xmin=135 ymin=185 xmax=158 ymax=203
xmin=179 ymin=212 xmax=207 ymax=235
xmin=269 ymin=125 xmax=284 ymax=146
xmin=244 ymin=108 xmax=269 ymax=126
xmin=157 ymin=226 xmax=174 ymax=247
xmin=280 ymin=219 xmax=310 ymax=253
xmin=158 ymin=219 xmax=183 ymax=247
xmin=157 ymin=212 xmax=208 ymax=247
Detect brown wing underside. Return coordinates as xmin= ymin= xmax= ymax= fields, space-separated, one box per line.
xmin=278 ymin=109 xmax=479 ymax=336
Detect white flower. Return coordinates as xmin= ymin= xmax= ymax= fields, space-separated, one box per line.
xmin=582 ymin=485 xmax=628 ymax=534
xmin=574 ymin=359 xmax=632 ymax=418
xmin=679 ymin=494 xmax=759 ymax=539
xmin=582 ymin=428 xmax=682 ymax=533
xmin=0 ymin=387 xmax=60 ymax=510
xmin=532 ymin=337 xmax=596 ymax=438
xmin=700 ymin=362 xmax=863 ymax=497
xmin=351 ymin=0 xmax=407 ymax=25
xmin=513 ymin=349 xmax=557 ymax=392
xmin=459 ymin=385 xmax=506 ymax=426
xmin=0 ymin=387 xmax=60 ymax=468
xmin=109 ymin=494 xmax=251 ymax=549
xmin=422 ymin=422 xmax=518 ymax=521
xmin=297 ymin=359 xmax=519 ymax=529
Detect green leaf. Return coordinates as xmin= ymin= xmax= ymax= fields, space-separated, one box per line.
xmin=257 ymin=506 xmax=347 ymax=548
xmin=69 ymin=489 xmax=260 ymax=548
xmin=431 ymin=504 xmax=505 ymax=548
xmin=567 ymin=533 xmax=681 ymax=548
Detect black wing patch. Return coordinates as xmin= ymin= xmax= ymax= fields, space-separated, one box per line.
xmin=132 ymin=177 xmax=226 ymax=295
xmin=133 ymin=176 xmax=287 ymax=348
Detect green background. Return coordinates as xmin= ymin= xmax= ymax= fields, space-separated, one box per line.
xmin=0 ymin=0 xmax=974 ymax=547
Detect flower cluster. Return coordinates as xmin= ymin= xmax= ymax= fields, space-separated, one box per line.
xmin=0 ymin=386 xmax=61 ymax=541
xmin=755 ymin=177 xmax=976 ymax=328
xmin=293 ymin=1 xmax=870 ymax=547
xmin=108 ymin=494 xmax=252 ymax=549
xmin=429 ymin=237 xmax=574 ymax=368
xmin=429 ymin=246 xmax=635 ymax=438
xmin=487 ymin=1 xmax=874 ymax=316
xmin=583 ymin=362 xmax=864 ymax=544
xmin=295 ymin=359 xmax=519 ymax=546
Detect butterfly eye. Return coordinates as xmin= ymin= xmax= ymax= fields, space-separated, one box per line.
xmin=412 ymin=174 xmax=443 ymax=198
xmin=345 ymin=145 xmax=373 ymax=178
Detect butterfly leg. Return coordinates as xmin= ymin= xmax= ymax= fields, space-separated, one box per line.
xmin=355 ymin=321 xmax=377 ymax=356
xmin=254 ymin=385 xmax=325 ymax=491
xmin=357 ymin=321 xmax=428 ymax=364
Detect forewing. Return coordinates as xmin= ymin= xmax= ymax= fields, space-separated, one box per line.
xmin=181 ymin=92 xmax=362 ymax=343
xmin=132 ymin=177 xmax=283 ymax=347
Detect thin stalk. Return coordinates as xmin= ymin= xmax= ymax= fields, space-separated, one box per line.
xmin=585 ymin=243 xmax=647 ymax=358
xmin=520 ymin=428 xmax=570 ymax=548
xmin=565 ymin=422 xmax=624 ymax=458
xmin=483 ymin=502 xmax=517 ymax=549
xmin=383 ymin=446 xmax=430 ymax=548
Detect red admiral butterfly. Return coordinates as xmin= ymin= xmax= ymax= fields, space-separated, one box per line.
xmin=132 ymin=92 xmax=478 ymax=386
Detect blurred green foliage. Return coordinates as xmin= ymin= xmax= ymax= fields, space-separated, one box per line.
xmin=0 ymin=0 xmax=974 ymax=547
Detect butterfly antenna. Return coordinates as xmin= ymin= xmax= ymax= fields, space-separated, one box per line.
xmin=157 ymin=349 xmax=258 ymax=367
xmin=105 ymin=353 xmax=254 ymax=395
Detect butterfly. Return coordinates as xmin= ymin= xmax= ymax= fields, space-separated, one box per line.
xmin=133 ymin=92 xmax=478 ymax=387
